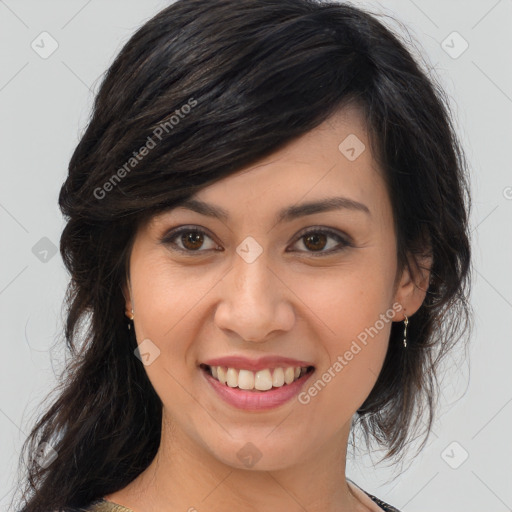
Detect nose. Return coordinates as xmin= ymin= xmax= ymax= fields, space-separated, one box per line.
xmin=214 ymin=251 xmax=295 ymax=342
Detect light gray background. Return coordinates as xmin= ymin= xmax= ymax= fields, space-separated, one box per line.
xmin=1 ymin=1 xmax=511 ymax=511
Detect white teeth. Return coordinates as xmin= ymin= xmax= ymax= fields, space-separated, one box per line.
xmin=217 ymin=366 xmax=227 ymax=384
xmin=254 ymin=369 xmax=273 ymax=391
xmin=226 ymin=367 xmax=238 ymax=387
xmin=238 ymin=369 xmax=254 ymax=390
xmin=284 ymin=367 xmax=295 ymax=385
xmin=272 ymin=367 xmax=285 ymax=387
xmin=207 ymin=365 xmax=310 ymax=391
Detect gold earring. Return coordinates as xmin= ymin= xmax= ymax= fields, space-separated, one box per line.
xmin=403 ymin=313 xmax=408 ymax=348
xmin=126 ymin=308 xmax=134 ymax=329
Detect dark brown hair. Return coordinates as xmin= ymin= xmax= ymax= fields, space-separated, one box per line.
xmin=14 ymin=0 xmax=472 ymax=510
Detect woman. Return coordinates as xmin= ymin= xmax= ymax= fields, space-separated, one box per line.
xmin=14 ymin=0 xmax=472 ymax=511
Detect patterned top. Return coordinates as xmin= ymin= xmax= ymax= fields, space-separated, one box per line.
xmin=79 ymin=485 xmax=401 ymax=512
xmin=365 ymin=493 xmax=402 ymax=511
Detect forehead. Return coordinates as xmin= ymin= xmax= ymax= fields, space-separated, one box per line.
xmin=149 ymin=105 xmax=389 ymax=229
xmin=194 ymin=108 xmax=381 ymax=206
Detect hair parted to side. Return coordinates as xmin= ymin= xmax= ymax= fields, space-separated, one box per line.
xmin=14 ymin=0 xmax=472 ymax=510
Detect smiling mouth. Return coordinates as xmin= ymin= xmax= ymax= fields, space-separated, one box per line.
xmin=200 ymin=363 xmax=315 ymax=392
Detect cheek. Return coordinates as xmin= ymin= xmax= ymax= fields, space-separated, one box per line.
xmin=291 ymin=254 xmax=395 ymax=403
xmin=300 ymin=279 xmax=392 ymax=411
xmin=293 ymin=246 xmax=396 ymax=336
xmin=129 ymin=255 xmax=222 ymax=391
xmin=131 ymin=253 xmax=213 ymax=337
xmin=313 ymin=280 xmax=391 ymax=382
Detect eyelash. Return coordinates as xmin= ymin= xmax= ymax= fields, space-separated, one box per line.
xmin=159 ymin=225 xmax=352 ymax=257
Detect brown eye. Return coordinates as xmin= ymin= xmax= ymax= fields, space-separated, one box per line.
xmin=291 ymin=228 xmax=351 ymax=256
xmin=180 ymin=231 xmax=205 ymax=250
xmin=160 ymin=226 xmax=351 ymax=256
xmin=302 ymin=232 xmax=328 ymax=251
xmin=161 ymin=227 xmax=220 ymax=253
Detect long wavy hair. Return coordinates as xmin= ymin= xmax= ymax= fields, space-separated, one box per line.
xmin=13 ymin=0 xmax=472 ymax=510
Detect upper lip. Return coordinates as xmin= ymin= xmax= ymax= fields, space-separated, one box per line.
xmin=202 ymin=356 xmax=315 ymax=372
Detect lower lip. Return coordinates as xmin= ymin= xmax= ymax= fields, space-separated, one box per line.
xmin=200 ymin=366 xmax=315 ymax=411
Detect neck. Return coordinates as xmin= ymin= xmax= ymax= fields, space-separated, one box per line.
xmin=108 ymin=410 xmax=367 ymax=512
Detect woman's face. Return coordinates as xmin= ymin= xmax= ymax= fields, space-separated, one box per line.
xmin=125 ymin=106 xmax=425 ymax=471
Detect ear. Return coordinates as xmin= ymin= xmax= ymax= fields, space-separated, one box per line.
xmin=122 ymin=278 xmax=134 ymax=319
xmin=393 ymin=251 xmax=432 ymax=320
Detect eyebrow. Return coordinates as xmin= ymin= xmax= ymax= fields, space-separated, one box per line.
xmin=174 ymin=196 xmax=371 ymax=224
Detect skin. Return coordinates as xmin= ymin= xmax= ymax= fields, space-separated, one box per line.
xmin=106 ymin=105 xmax=431 ymax=512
